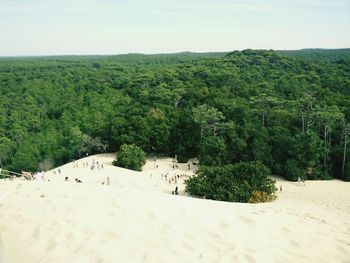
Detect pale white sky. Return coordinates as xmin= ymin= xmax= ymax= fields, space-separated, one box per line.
xmin=0 ymin=0 xmax=349 ymax=56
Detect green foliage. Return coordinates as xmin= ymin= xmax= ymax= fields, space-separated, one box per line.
xmin=285 ymin=159 xmax=304 ymax=181
xmin=344 ymin=161 xmax=350 ymax=182
xmin=113 ymin=144 xmax=146 ymax=171
xmin=193 ymin=104 xmax=225 ymax=139
xmin=286 ymin=131 xmax=324 ymax=180
xmin=185 ymin=161 xmax=277 ymax=203
xmin=199 ymin=136 xmax=229 ymax=166
xmin=38 ymin=159 xmax=54 ymax=172
xmin=248 ymin=190 xmax=277 ymax=203
xmin=0 ymin=49 xmax=349 ymax=180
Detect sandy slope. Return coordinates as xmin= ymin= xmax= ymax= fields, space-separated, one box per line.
xmin=0 ymin=154 xmax=349 ymax=263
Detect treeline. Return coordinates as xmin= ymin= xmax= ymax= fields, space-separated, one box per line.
xmin=0 ymin=49 xmax=349 ymax=181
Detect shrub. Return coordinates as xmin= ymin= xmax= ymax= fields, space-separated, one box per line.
xmin=248 ymin=190 xmax=276 ymax=203
xmin=113 ymin=144 xmax=146 ymax=171
xmin=185 ymin=161 xmax=276 ymax=203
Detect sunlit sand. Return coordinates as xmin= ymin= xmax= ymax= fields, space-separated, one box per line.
xmin=0 ymin=154 xmax=349 ymax=262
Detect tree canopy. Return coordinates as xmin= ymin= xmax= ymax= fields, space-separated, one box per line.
xmin=113 ymin=144 xmax=146 ymax=171
xmin=185 ymin=161 xmax=276 ymax=203
xmin=0 ymin=49 xmax=349 ymax=181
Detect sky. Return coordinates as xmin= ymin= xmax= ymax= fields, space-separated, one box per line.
xmin=0 ymin=0 xmax=349 ymax=56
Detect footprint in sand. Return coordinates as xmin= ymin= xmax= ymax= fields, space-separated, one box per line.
xmin=32 ymin=226 xmax=40 ymax=239
xmin=336 ymin=245 xmax=349 ymax=255
xmin=81 ymin=227 xmax=95 ymax=238
xmin=0 ymin=224 xmax=9 ymax=231
xmin=280 ymin=226 xmax=291 ymax=233
xmin=11 ymin=213 xmax=26 ymax=224
xmin=146 ymin=210 xmax=156 ymax=219
xmin=182 ymin=242 xmax=194 ymax=251
xmin=220 ymin=249 xmax=238 ymax=263
xmin=206 ymin=230 xmax=221 ymax=240
xmin=245 ymin=247 xmax=256 ymax=254
xmin=239 ymin=216 xmax=254 ymax=224
xmin=95 ymin=257 xmax=104 ymax=263
xmin=162 ymin=222 xmax=171 ymax=229
xmin=74 ymin=244 xmax=84 ymax=254
xmin=220 ymin=222 xmax=229 ymax=229
xmin=64 ymin=205 xmax=73 ymax=213
xmin=112 ymin=202 xmax=126 ymax=212
xmin=111 ymin=201 xmax=119 ymax=208
xmin=109 ymin=211 xmax=115 ymax=217
xmin=244 ymin=253 xmax=256 ymax=263
xmin=103 ymin=231 xmax=118 ymax=240
xmin=64 ymin=219 xmax=77 ymax=227
xmin=142 ymin=252 xmax=149 ymax=262
xmin=46 ymin=238 xmax=57 ymax=252
xmin=66 ymin=232 xmax=75 ymax=241
xmin=289 ymin=240 xmax=301 ymax=248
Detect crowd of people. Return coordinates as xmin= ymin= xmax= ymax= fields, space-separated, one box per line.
xmin=75 ymin=159 xmax=104 ymax=170
xmin=151 ymin=157 xmax=196 ymax=196
xmin=60 ymin=159 xmax=106 ymax=183
xmin=20 ymin=170 xmax=46 ymax=181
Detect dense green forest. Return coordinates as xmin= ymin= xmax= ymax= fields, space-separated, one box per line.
xmin=0 ymin=49 xmax=349 ymax=181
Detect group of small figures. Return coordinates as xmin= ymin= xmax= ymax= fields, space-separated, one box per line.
xmin=65 ymin=176 xmax=82 ymax=183
xmin=21 ymin=171 xmax=45 ymax=181
xmin=74 ymin=160 xmax=104 ymax=170
xmin=160 ymin=173 xmax=190 ymax=184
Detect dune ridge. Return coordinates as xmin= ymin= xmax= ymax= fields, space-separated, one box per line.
xmin=0 ymin=154 xmax=349 ymax=262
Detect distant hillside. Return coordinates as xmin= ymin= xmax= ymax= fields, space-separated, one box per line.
xmin=278 ymin=48 xmax=350 ymax=62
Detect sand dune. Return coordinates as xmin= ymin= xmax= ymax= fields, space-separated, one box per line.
xmin=0 ymin=154 xmax=349 ymax=262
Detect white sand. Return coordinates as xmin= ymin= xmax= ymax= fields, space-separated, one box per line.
xmin=0 ymin=154 xmax=349 ymax=262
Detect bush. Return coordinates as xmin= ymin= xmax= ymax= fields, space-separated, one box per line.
xmin=113 ymin=144 xmax=146 ymax=171
xmin=185 ymin=161 xmax=276 ymax=203
xmin=248 ymin=191 xmax=276 ymax=203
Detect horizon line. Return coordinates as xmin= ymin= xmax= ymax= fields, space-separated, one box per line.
xmin=1 ymin=47 xmax=350 ymax=58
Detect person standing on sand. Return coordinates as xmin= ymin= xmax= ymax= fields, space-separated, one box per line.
xmin=279 ymin=185 xmax=283 ymax=192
